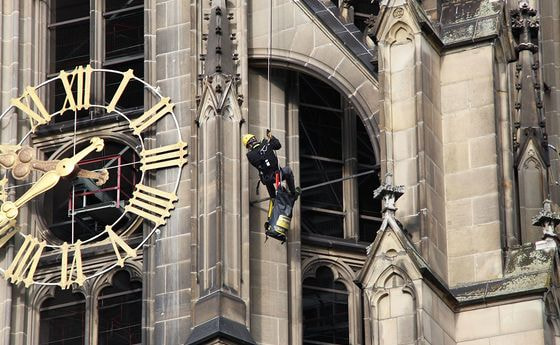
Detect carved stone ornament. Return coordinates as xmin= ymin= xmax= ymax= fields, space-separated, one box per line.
xmin=393 ymin=7 xmax=404 ymax=19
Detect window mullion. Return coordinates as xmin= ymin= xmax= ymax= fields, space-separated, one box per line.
xmin=85 ymin=292 xmax=95 ymax=345
xmin=343 ymin=101 xmax=359 ymax=240
xmin=91 ymin=0 xmax=104 ymax=111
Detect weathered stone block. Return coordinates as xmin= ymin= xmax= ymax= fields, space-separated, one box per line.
xmin=455 ymin=306 xmax=500 ymax=341
xmin=469 ymin=135 xmax=497 ymax=168
xmin=498 ymin=300 xmax=543 ymax=334
xmin=448 ymin=255 xmax=475 ymax=286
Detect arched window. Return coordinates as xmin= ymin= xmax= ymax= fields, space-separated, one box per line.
xmin=98 ymin=270 xmax=142 ymax=345
xmin=299 ymin=74 xmax=380 ymax=241
xmin=39 ymin=288 xmax=86 ymax=345
xmin=302 ymin=266 xmax=349 ymax=345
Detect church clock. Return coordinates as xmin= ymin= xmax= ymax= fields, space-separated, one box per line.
xmin=0 ymin=65 xmax=187 ymax=288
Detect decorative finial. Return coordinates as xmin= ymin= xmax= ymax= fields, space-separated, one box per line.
xmin=373 ymin=173 xmax=404 ymax=218
xmin=532 ymin=200 xmax=560 ymax=249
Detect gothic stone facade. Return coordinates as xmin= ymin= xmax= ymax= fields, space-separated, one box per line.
xmin=1 ymin=0 xmax=560 ymax=344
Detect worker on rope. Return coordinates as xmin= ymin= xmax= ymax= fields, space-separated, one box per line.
xmin=242 ymin=130 xmax=300 ymax=243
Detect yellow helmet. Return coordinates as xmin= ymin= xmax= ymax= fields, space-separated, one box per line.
xmin=242 ymin=134 xmax=256 ymax=148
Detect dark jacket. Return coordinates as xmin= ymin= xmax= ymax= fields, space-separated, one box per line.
xmin=246 ymin=136 xmax=281 ymax=183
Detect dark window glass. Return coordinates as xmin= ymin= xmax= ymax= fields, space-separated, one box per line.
xmin=40 ymin=288 xmax=85 ymax=345
xmin=356 ymin=118 xmax=381 ymax=241
xmin=303 ymin=267 xmax=349 ymax=345
xmin=299 ymin=106 xmax=342 ymax=160
xmin=106 ymin=0 xmax=143 ymax=12
xmin=98 ymin=270 xmax=142 ymax=345
xmin=52 ymin=0 xmax=89 ymax=22
xmin=301 ymin=210 xmax=344 ymax=237
xmin=300 ymin=160 xmax=343 ymax=211
xmin=43 ymin=140 xmax=140 ymax=243
xmin=105 ymin=9 xmax=144 ymax=61
xmin=51 ymin=20 xmax=90 ymax=72
xmin=300 ymin=74 xmax=341 ymax=110
xmin=104 ymin=60 xmax=144 ymax=112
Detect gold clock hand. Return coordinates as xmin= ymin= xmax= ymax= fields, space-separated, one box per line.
xmin=13 ymin=170 xmax=61 ymax=209
xmin=64 ymin=137 xmax=105 ymax=168
xmin=0 ymin=170 xmax=60 ymax=236
xmin=0 ymin=137 xmax=106 ymax=231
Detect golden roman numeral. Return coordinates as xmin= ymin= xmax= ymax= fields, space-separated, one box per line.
xmin=59 ymin=241 xmax=86 ymax=289
xmin=140 ymin=141 xmax=188 ymax=172
xmin=105 ymin=226 xmax=137 ymax=267
xmin=59 ymin=65 xmax=93 ymax=112
xmin=125 ymin=184 xmax=178 ymax=227
xmin=11 ymin=86 xmax=51 ymax=132
xmin=129 ymin=97 xmax=174 ymax=135
xmin=0 ymin=222 xmax=17 ymax=248
xmin=106 ymin=69 xmax=135 ymax=112
xmin=4 ymin=235 xmax=46 ymax=287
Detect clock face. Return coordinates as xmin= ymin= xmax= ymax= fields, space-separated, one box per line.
xmin=0 ymin=65 xmax=187 ymax=288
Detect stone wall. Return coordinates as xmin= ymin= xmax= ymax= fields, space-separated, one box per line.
xmin=151 ymin=0 xmax=194 ymax=343
xmin=440 ymin=45 xmax=503 ymax=286
xmin=248 ymin=68 xmax=291 ymax=345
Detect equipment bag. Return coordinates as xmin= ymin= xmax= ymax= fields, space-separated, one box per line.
xmin=266 ymin=186 xmax=296 ymax=242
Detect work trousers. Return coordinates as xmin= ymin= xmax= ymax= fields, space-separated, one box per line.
xmin=263 ymin=166 xmax=296 ymax=198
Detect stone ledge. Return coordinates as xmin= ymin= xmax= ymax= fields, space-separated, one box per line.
xmin=185 ymin=317 xmax=256 ymax=345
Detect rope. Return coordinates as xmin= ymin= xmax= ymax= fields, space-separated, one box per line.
xmin=71 ymin=107 xmax=78 ymax=244
xmin=267 ymin=0 xmax=273 ymax=129
xmin=249 ymin=169 xmax=378 ymax=205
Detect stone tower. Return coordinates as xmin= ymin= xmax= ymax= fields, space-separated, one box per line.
xmin=0 ymin=0 xmax=559 ymax=344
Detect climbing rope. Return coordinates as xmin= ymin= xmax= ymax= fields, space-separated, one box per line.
xmin=267 ymin=0 xmax=273 ymax=129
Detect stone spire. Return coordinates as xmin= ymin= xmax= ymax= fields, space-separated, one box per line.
xmin=510 ymin=1 xmax=548 ymax=163
xmin=532 ymin=199 xmax=560 ymax=249
xmin=204 ymin=0 xmax=234 ymax=77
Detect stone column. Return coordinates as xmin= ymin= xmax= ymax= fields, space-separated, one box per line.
xmin=187 ymin=1 xmax=254 ymax=343
xmin=375 ymin=1 xmax=447 ymax=279
xmin=150 ymin=0 xmax=194 ymax=343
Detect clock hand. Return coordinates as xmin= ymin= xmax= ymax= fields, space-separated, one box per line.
xmin=0 ymin=138 xmax=105 ymax=235
xmin=31 ymin=160 xmax=109 ymax=186
xmin=76 ymin=169 xmax=109 ymax=186
xmin=0 ymin=143 xmax=108 ymax=185
xmin=13 ymin=138 xmax=104 ymax=209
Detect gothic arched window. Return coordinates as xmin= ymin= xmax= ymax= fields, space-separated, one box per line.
xmin=39 ymin=288 xmax=86 ymax=345
xmin=302 ymin=266 xmax=350 ymax=345
xmin=299 ymin=74 xmax=380 ymax=241
xmin=98 ymin=270 xmax=142 ymax=345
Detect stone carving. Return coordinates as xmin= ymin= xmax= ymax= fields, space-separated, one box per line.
xmin=374 ymin=173 xmax=405 ymax=215
xmin=532 ymin=199 xmax=560 ymax=241
xmin=393 ymin=7 xmax=404 ymax=18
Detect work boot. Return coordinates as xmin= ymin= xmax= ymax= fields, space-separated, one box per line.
xmin=266 ymin=228 xmax=286 ymax=242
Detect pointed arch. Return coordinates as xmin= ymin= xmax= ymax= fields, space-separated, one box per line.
xmin=302 ymin=256 xmax=363 ymax=344
xmin=249 ymin=54 xmax=380 ymax=163
xmin=386 ymin=21 xmax=415 ymax=45
xmin=517 ymin=139 xmax=548 ymax=243
xmin=365 ymin=265 xmax=419 ymax=345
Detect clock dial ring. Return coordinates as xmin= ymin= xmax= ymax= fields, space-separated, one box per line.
xmin=0 ymin=66 xmax=186 ymax=288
